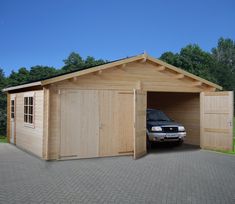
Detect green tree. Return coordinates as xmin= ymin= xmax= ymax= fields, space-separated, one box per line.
xmin=160 ymin=44 xmax=217 ymax=82
xmin=84 ymin=56 xmax=106 ymax=68
xmin=0 ymin=68 xmax=7 ymax=135
xmin=211 ymin=38 xmax=235 ymax=91
xmin=8 ymin=67 xmax=30 ymax=86
xmin=62 ymin=52 xmax=106 ymax=72
xmin=29 ymin=66 xmax=59 ymax=82
xmin=62 ymin=52 xmax=85 ymax=72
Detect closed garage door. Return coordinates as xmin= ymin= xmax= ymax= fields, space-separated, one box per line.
xmin=60 ymin=90 xmax=134 ymax=159
xmin=60 ymin=90 xmax=99 ymax=158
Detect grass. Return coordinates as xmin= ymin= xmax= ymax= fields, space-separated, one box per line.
xmin=0 ymin=136 xmax=7 ymax=143
xmin=213 ymin=117 xmax=235 ymax=155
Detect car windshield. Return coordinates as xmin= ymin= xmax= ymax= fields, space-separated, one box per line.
xmin=147 ymin=110 xmax=171 ymax=122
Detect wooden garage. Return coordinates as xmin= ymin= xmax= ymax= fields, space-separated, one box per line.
xmin=3 ymin=53 xmax=234 ymax=160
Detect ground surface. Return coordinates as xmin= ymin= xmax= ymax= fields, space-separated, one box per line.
xmin=0 ymin=143 xmax=235 ymax=204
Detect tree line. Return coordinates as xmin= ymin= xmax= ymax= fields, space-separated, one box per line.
xmin=0 ymin=37 xmax=234 ymax=136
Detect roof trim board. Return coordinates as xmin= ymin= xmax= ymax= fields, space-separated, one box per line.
xmin=3 ymin=81 xmax=42 ymax=92
xmin=2 ymin=54 xmax=222 ymax=92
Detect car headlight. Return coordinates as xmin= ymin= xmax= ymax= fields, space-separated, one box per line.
xmin=151 ymin=126 xmax=162 ymax=131
xmin=178 ymin=126 xmax=185 ymax=131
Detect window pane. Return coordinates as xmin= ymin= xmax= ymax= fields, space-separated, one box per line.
xmin=24 ymin=97 xmax=28 ymax=105
xmin=29 ymin=106 xmax=33 ymax=114
xmin=24 ymin=115 xmax=27 ymax=122
xmin=29 ymin=97 xmax=33 ymax=105
xmin=29 ymin=115 xmax=33 ymax=124
xmin=25 ymin=106 xmax=28 ymax=114
xmin=11 ymin=113 xmax=14 ymax=119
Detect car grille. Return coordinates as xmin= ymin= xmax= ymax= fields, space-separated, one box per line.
xmin=162 ymin=127 xmax=178 ymax=133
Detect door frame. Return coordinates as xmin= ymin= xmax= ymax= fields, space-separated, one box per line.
xmin=10 ymin=95 xmax=16 ymax=144
xmin=133 ymin=89 xmax=147 ymax=159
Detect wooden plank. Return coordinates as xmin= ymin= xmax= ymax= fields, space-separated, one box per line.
xmin=47 ymin=86 xmax=60 ymax=159
xmin=200 ymin=91 xmax=233 ymax=151
xmin=117 ymin=92 xmax=134 ymax=153
xmin=42 ymin=55 xmax=144 ymax=85
xmin=175 ymin=74 xmax=184 ymax=79
xmin=41 ymin=54 xmax=221 ymax=90
xmin=204 ymin=128 xmax=229 ymax=134
xmin=99 ymin=90 xmax=119 ymax=157
xmin=55 ymin=62 xmax=208 ymax=93
xmin=6 ymin=93 xmax=10 ymax=143
xmin=14 ymin=90 xmax=44 ymax=157
xmin=134 ymin=90 xmax=147 ymax=159
xmin=60 ymin=90 xmax=99 ymax=158
xmin=147 ymin=55 xmax=222 ymax=90
xmin=204 ymin=91 xmax=229 ymax=96
xmin=3 ymin=81 xmax=42 ymax=92
xmin=4 ymin=54 xmax=221 ymax=93
xmin=42 ymin=87 xmax=50 ymax=160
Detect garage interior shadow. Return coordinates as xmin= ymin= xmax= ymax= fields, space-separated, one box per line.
xmin=147 ymin=92 xmax=201 ymax=154
xmin=148 ymin=143 xmax=200 ymax=154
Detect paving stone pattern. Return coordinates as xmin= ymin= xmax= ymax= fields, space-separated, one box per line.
xmin=0 ymin=144 xmax=235 ymax=204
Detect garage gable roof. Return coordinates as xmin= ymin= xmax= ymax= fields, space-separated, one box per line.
xmin=3 ymin=53 xmax=222 ymax=92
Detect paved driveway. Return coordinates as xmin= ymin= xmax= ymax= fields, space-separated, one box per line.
xmin=0 ymin=143 xmax=235 ymax=204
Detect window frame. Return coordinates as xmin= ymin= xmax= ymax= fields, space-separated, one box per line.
xmin=10 ymin=99 xmax=15 ymax=120
xmin=23 ymin=92 xmax=35 ymax=128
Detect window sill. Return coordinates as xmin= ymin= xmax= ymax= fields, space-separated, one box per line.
xmin=24 ymin=123 xmax=35 ymax=129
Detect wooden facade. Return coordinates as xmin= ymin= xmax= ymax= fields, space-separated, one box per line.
xmin=3 ymin=54 xmax=233 ymax=160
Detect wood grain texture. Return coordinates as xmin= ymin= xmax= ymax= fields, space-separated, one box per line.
xmin=134 ymin=90 xmax=147 ymax=159
xmin=47 ymin=86 xmax=60 ymax=159
xmin=14 ymin=90 xmax=44 ymax=157
xmin=147 ymin=92 xmax=200 ymax=146
xmin=42 ymin=88 xmax=50 ymax=159
xmin=99 ymin=90 xmax=119 ymax=156
xmin=55 ymin=62 xmax=209 ymax=93
xmin=40 ymin=54 xmax=221 ymax=90
xmin=7 ymin=93 xmax=10 ymax=143
xmin=200 ymin=91 xmax=233 ymax=151
xmin=117 ymin=92 xmax=134 ymax=153
xmin=60 ymin=90 xmax=99 ymax=158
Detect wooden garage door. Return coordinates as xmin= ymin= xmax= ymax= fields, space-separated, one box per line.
xmin=60 ymin=90 xmax=99 ymax=158
xmin=134 ymin=90 xmax=147 ymax=159
xmin=200 ymin=91 xmax=234 ymax=151
xmin=99 ymin=90 xmax=134 ymax=156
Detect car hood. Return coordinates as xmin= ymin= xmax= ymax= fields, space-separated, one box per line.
xmin=147 ymin=120 xmax=182 ymax=127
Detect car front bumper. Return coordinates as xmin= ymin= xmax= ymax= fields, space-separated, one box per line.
xmin=148 ymin=132 xmax=186 ymax=142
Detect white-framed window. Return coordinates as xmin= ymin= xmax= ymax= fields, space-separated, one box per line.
xmin=24 ymin=94 xmax=34 ymax=125
xmin=11 ymin=99 xmax=15 ymax=119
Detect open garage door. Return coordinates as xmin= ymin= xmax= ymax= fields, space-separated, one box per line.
xmin=200 ymin=91 xmax=234 ymax=151
xmin=134 ymin=90 xmax=147 ymax=159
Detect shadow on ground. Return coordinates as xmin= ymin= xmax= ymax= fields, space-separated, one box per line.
xmin=148 ymin=143 xmax=200 ymax=154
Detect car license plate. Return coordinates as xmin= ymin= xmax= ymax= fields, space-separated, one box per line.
xmin=166 ymin=133 xmax=178 ymax=138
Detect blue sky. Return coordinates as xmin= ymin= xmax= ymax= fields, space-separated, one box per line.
xmin=0 ymin=0 xmax=235 ymax=75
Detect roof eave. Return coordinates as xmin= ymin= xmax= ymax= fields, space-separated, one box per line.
xmin=146 ymin=55 xmax=223 ymax=90
xmin=41 ymin=54 xmax=145 ymax=86
xmin=2 ymin=81 xmax=42 ymax=92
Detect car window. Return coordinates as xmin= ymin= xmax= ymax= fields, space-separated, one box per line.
xmin=147 ymin=110 xmax=171 ymax=121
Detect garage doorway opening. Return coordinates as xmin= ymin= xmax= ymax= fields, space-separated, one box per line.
xmin=147 ymin=92 xmax=201 ymax=152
